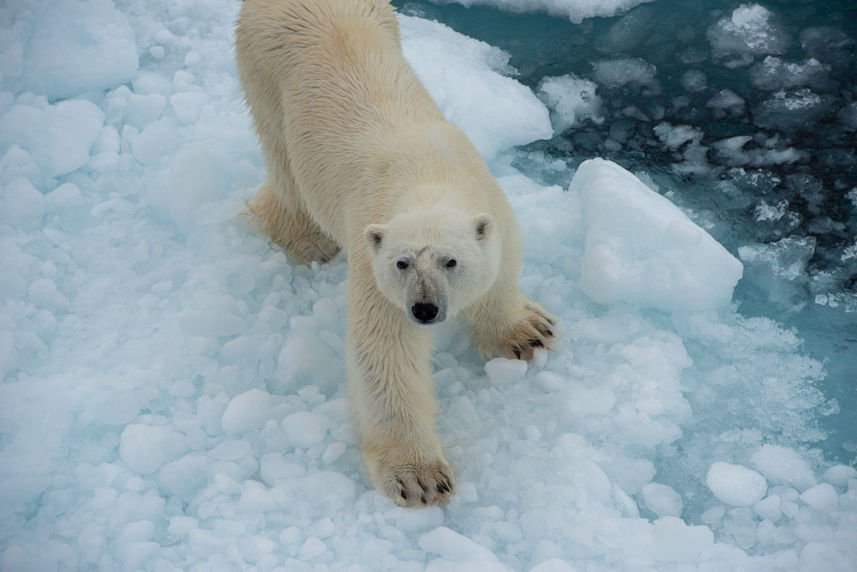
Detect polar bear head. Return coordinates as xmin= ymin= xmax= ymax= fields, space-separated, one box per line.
xmin=364 ymin=206 xmax=501 ymax=325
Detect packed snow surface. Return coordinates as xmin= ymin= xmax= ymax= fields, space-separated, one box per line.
xmin=1 ymin=0 xmax=855 ymax=570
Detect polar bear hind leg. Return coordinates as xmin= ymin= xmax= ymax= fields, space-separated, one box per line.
xmin=248 ymin=176 xmax=340 ymax=265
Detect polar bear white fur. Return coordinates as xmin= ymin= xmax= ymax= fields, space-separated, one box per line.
xmin=236 ymin=0 xmax=556 ymax=507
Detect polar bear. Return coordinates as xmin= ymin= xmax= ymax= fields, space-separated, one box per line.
xmin=236 ymin=0 xmax=556 ymax=506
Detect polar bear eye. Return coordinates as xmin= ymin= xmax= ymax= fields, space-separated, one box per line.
xmin=396 ymin=260 xmax=409 ymax=270
xmin=445 ymin=259 xmax=457 ymax=269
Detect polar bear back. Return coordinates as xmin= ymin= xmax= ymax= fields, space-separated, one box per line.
xmin=237 ymin=0 xmax=497 ymax=244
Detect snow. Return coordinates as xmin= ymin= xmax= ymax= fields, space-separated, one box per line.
xmin=1 ymin=0 xmax=856 ymax=570
xmin=570 ymin=158 xmax=743 ymax=311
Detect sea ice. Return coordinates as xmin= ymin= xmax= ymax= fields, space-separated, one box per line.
xmin=0 ymin=100 xmax=105 ymax=177
xmin=399 ymin=15 xmax=552 ymax=160
xmin=706 ymin=462 xmax=768 ymax=507
xmin=538 ymin=74 xmax=604 ymax=132
xmin=641 ymin=482 xmax=683 ymax=517
xmin=708 ymin=3 xmax=789 ymax=66
xmin=119 ymin=424 xmax=189 ymax=475
xmin=570 ymin=158 xmax=743 ymax=311
xmin=1 ymin=0 xmax=855 ymax=570
xmin=428 ymin=0 xmax=656 ymax=23
xmin=9 ymin=0 xmax=139 ymax=99
xmin=751 ymin=445 xmax=817 ymax=490
xmin=592 ymin=58 xmax=658 ymax=90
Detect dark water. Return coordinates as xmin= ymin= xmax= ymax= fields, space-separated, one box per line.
xmin=395 ymin=0 xmax=857 ymax=463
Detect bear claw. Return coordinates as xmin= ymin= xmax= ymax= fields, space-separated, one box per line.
xmin=381 ymin=462 xmax=454 ymax=508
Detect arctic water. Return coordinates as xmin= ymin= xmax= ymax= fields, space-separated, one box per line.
xmin=0 ymin=0 xmax=855 ymax=570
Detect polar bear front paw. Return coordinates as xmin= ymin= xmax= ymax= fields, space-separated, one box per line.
xmin=371 ymin=457 xmax=455 ymax=508
xmin=494 ymin=300 xmax=557 ymax=361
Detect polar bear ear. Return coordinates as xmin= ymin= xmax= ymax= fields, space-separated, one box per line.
xmin=474 ymin=213 xmax=493 ymax=241
xmin=363 ymin=223 xmax=387 ymax=253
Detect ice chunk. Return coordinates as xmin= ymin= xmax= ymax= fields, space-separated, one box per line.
xmin=749 ymin=56 xmax=830 ymax=91
xmin=280 ymin=411 xmax=330 ymax=449
xmin=706 ymin=89 xmax=746 ymax=117
xmin=799 ymin=483 xmax=838 ymax=511
xmin=753 ymin=495 xmax=782 ymax=521
xmin=419 ymin=526 xmax=500 ymax=564
xmin=484 ymin=358 xmax=528 ymax=384
xmin=641 ymin=482 xmax=683 ymax=517
xmin=652 ymin=517 xmax=715 ymax=562
xmin=824 ymin=465 xmax=857 ymax=486
xmin=125 ymin=93 xmax=167 ymax=129
xmin=653 ymin=122 xmax=703 ymax=150
xmin=738 ymin=236 xmax=816 ymax=308
xmin=529 ymin=558 xmax=577 ymax=572
xmin=14 ymin=0 xmax=138 ymax=99
xmin=259 ymin=453 xmax=305 ymax=486
xmin=0 ymin=177 xmax=44 ymax=229
xmin=119 ymin=425 xmax=188 ymax=475
xmin=680 ymin=69 xmax=707 ymax=93
xmin=570 ymin=158 xmax=743 ymax=311
xmin=425 ymin=0 xmax=656 ymax=24
xmin=755 ymin=88 xmax=830 ymax=133
xmin=592 ymin=58 xmax=658 ymax=89
xmin=177 ymin=309 xmax=246 ymax=338
xmin=399 ymin=15 xmax=551 ymax=160
xmin=0 ymin=100 xmax=104 ymax=177
xmin=751 ymin=445 xmax=817 ymax=490
xmin=221 ymin=389 xmax=282 ymax=435
xmin=538 ymin=74 xmax=604 ymax=132
xmin=706 ymin=462 xmax=767 ymax=507
xmin=708 ymin=4 xmax=789 ymax=66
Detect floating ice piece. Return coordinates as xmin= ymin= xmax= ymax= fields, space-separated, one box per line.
xmin=539 ymin=74 xmax=604 ymax=132
xmin=571 ymin=159 xmax=743 ymax=311
xmin=824 ymin=465 xmax=857 ymax=486
xmin=119 ymin=424 xmax=188 ymax=475
xmin=592 ymin=58 xmax=658 ymax=89
xmin=430 ymin=0 xmax=656 ymax=24
xmin=399 ymin=15 xmax=551 ymax=160
xmin=706 ymin=462 xmax=767 ymax=507
xmin=12 ymin=0 xmax=138 ymax=99
xmin=800 ymin=483 xmax=838 ymax=511
xmin=641 ymin=482 xmax=684 ymax=517
xmin=708 ymin=3 xmax=789 ymax=66
xmin=706 ymin=89 xmax=746 ymax=117
xmin=755 ymin=88 xmax=830 ymax=133
xmin=751 ymin=445 xmax=817 ymax=490
xmin=749 ymin=56 xmax=830 ymax=91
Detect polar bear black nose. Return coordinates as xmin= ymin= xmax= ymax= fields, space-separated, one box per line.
xmin=411 ymin=302 xmax=439 ymax=323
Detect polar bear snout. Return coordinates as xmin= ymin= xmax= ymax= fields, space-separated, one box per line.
xmin=410 ymin=302 xmax=442 ymax=324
